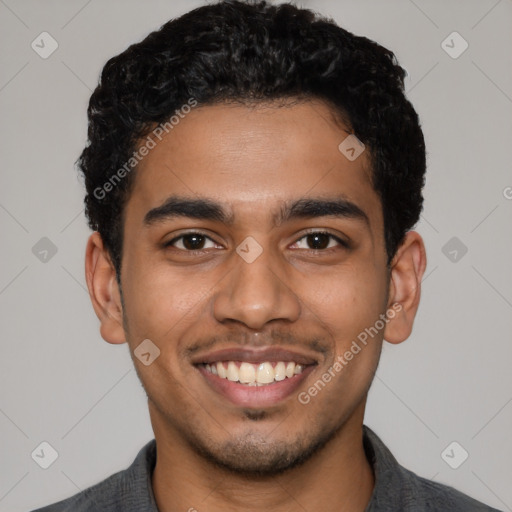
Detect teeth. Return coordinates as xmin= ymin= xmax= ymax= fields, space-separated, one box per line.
xmin=204 ymin=360 xmax=306 ymax=385
xmin=227 ymin=361 xmax=238 ymax=382
xmin=274 ymin=361 xmax=286 ymax=381
xmin=256 ymin=362 xmax=274 ymax=384
xmin=239 ymin=362 xmax=256 ymax=383
xmin=216 ymin=361 xmax=227 ymax=379
xmin=294 ymin=364 xmax=304 ymax=375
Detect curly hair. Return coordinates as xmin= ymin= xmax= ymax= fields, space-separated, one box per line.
xmin=79 ymin=0 xmax=425 ymax=277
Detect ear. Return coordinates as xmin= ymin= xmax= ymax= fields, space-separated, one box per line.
xmin=85 ymin=232 xmax=126 ymax=344
xmin=383 ymin=231 xmax=427 ymax=344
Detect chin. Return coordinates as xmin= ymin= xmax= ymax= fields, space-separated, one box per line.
xmin=188 ymin=426 xmax=337 ymax=477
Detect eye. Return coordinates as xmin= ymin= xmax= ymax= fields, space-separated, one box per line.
xmin=291 ymin=231 xmax=347 ymax=251
xmin=166 ymin=232 xmax=220 ymax=251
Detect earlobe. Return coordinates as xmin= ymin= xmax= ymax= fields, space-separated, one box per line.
xmin=383 ymin=231 xmax=427 ymax=344
xmin=85 ymin=232 xmax=126 ymax=344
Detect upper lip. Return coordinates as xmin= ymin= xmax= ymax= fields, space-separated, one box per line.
xmin=191 ymin=347 xmax=319 ymax=366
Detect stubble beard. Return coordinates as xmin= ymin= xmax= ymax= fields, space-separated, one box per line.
xmin=179 ymin=409 xmax=344 ymax=477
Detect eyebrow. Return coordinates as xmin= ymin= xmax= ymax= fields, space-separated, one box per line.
xmin=143 ymin=195 xmax=369 ymax=227
xmin=278 ymin=197 xmax=369 ymax=226
xmin=144 ymin=196 xmax=234 ymax=225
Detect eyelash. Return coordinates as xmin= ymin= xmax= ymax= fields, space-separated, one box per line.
xmin=164 ymin=230 xmax=349 ymax=253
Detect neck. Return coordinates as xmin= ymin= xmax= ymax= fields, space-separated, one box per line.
xmin=151 ymin=406 xmax=374 ymax=512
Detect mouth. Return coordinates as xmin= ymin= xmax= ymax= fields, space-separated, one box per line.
xmin=192 ymin=347 xmax=318 ymax=408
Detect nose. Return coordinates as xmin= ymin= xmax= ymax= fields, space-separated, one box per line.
xmin=213 ymin=247 xmax=301 ymax=330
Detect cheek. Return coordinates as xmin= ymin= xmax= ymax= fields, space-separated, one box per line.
xmin=120 ymin=256 xmax=215 ymax=345
xmin=296 ymin=262 xmax=388 ymax=343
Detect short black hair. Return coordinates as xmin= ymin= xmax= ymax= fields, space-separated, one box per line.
xmin=79 ymin=0 xmax=425 ymax=277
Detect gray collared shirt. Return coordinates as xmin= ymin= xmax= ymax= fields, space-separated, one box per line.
xmin=31 ymin=425 xmax=502 ymax=511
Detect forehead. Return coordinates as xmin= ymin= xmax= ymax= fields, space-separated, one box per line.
xmin=125 ymin=100 xmax=383 ymax=236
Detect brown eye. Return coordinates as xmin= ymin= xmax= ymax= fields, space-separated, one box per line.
xmin=291 ymin=231 xmax=347 ymax=251
xmin=181 ymin=234 xmax=206 ymax=250
xmin=166 ymin=233 xmax=218 ymax=251
xmin=306 ymin=233 xmax=330 ymax=250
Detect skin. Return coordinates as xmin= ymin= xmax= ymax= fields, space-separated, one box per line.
xmin=85 ymin=100 xmax=426 ymax=512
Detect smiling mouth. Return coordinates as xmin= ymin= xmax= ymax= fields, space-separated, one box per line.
xmin=192 ymin=347 xmax=319 ymax=406
xmin=199 ymin=360 xmax=307 ymax=386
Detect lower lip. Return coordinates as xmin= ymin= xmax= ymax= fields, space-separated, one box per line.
xmin=197 ymin=365 xmax=315 ymax=408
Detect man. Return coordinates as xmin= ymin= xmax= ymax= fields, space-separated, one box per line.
xmin=33 ymin=1 xmax=500 ymax=510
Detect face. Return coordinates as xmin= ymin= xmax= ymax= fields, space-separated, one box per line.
xmin=102 ymin=100 xmax=397 ymax=474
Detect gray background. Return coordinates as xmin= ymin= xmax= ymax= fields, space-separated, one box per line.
xmin=0 ymin=0 xmax=511 ymax=510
